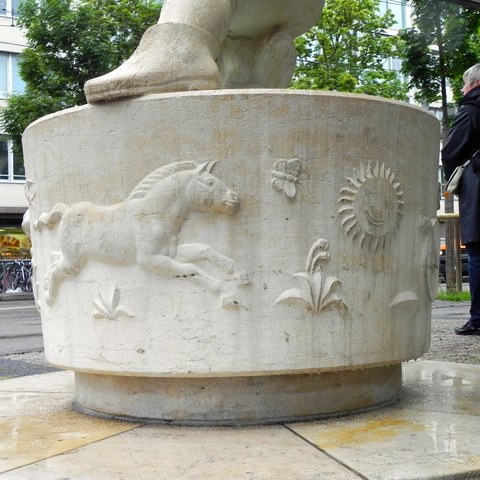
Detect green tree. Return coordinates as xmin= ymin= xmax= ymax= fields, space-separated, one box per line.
xmin=401 ymin=0 xmax=480 ymax=136
xmin=1 ymin=0 xmax=161 ymax=158
xmin=292 ymin=0 xmax=408 ymax=100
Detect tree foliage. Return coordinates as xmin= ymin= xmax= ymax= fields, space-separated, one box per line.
xmin=400 ymin=0 xmax=480 ymax=108
xmin=292 ymin=0 xmax=408 ymax=100
xmin=1 ymin=0 xmax=161 ymax=158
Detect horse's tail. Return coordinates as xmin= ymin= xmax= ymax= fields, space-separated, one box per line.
xmin=35 ymin=203 xmax=68 ymax=231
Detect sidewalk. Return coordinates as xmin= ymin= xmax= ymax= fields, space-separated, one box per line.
xmin=2 ymin=360 xmax=480 ymax=479
xmin=0 ymin=292 xmax=34 ymax=302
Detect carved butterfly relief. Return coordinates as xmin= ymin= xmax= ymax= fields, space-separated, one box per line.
xmin=271 ymin=158 xmax=310 ymax=199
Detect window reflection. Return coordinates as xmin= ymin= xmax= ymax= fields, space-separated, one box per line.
xmin=0 ymin=0 xmax=22 ymax=16
xmin=12 ymin=55 xmax=24 ymax=93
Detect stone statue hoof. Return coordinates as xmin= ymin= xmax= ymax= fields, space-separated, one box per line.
xmin=84 ymin=23 xmax=220 ymax=103
xmin=85 ymin=70 xmax=218 ymax=103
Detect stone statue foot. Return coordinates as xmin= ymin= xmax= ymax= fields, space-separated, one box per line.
xmin=84 ymin=23 xmax=220 ymax=103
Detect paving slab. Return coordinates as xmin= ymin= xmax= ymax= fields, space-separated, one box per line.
xmin=290 ymin=408 xmax=480 ymax=480
xmin=0 ymin=370 xmax=73 ymax=393
xmin=1 ymin=362 xmax=480 ymax=479
xmin=0 ymin=372 xmax=140 ymax=473
xmin=1 ymin=425 xmax=361 ymax=480
xmin=400 ymin=360 xmax=480 ymax=415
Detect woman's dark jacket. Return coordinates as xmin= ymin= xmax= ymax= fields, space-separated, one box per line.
xmin=442 ymin=85 xmax=480 ymax=245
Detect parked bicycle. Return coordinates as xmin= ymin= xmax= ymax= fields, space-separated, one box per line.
xmin=0 ymin=259 xmax=33 ymax=293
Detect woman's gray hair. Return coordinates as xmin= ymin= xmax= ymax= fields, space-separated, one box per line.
xmin=464 ymin=64 xmax=480 ymax=85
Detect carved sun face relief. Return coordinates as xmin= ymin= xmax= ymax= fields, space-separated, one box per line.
xmin=338 ymin=163 xmax=404 ymax=252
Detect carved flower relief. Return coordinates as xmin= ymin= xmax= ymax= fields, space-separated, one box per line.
xmin=338 ymin=162 xmax=404 ymax=254
xmin=271 ymin=158 xmax=309 ymax=199
xmin=93 ymin=285 xmax=134 ymax=321
xmin=274 ymin=238 xmax=346 ymax=313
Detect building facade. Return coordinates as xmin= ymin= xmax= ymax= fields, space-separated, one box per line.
xmin=0 ymin=0 xmax=28 ymax=263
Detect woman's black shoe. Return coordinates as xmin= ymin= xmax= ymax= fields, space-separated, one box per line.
xmin=455 ymin=322 xmax=480 ymax=335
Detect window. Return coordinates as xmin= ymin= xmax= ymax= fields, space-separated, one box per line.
xmin=0 ymin=53 xmax=25 ymax=182
xmin=0 ymin=138 xmax=24 ymax=181
xmin=382 ymin=57 xmax=405 ymax=80
xmin=0 ymin=53 xmax=24 ymax=98
xmin=0 ymin=0 xmax=22 ymax=16
xmin=379 ymin=0 xmax=410 ymax=31
xmin=11 ymin=0 xmax=22 ymax=15
xmin=0 ymin=53 xmax=7 ymax=98
xmin=0 ymin=139 xmax=7 ymax=179
xmin=11 ymin=54 xmax=24 ymax=93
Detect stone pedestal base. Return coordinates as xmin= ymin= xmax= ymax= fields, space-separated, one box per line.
xmin=75 ymin=364 xmax=401 ymax=425
xmin=23 ymin=90 xmax=440 ymax=424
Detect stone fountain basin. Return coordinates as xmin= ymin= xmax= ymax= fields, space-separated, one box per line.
xmin=23 ymin=90 xmax=440 ymax=423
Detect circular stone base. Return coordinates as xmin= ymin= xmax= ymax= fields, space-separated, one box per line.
xmin=75 ymin=364 xmax=402 ymax=425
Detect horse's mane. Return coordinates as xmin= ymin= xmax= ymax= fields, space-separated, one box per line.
xmin=128 ymin=161 xmax=198 ymax=200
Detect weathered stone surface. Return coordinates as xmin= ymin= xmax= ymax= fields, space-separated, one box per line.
xmin=74 ymin=364 xmax=402 ymax=424
xmin=84 ymin=0 xmax=325 ymax=102
xmin=23 ymin=90 xmax=440 ymax=422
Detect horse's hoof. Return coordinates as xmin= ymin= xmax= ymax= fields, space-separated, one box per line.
xmin=84 ymin=23 xmax=220 ymax=103
xmin=222 ymin=295 xmax=249 ymax=310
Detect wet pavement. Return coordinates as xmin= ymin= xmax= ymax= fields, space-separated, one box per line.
xmin=2 ymin=361 xmax=480 ymax=479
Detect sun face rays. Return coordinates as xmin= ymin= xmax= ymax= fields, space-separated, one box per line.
xmin=338 ymin=162 xmax=404 ymax=254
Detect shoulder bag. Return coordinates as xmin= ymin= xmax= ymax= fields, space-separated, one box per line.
xmin=446 ymin=148 xmax=480 ymax=195
xmin=446 ymin=159 xmax=470 ymax=196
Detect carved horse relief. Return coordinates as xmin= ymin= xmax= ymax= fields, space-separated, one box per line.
xmin=36 ymin=161 xmax=249 ymax=303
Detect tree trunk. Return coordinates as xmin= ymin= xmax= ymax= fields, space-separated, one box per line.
xmin=437 ymin=19 xmax=457 ymax=292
